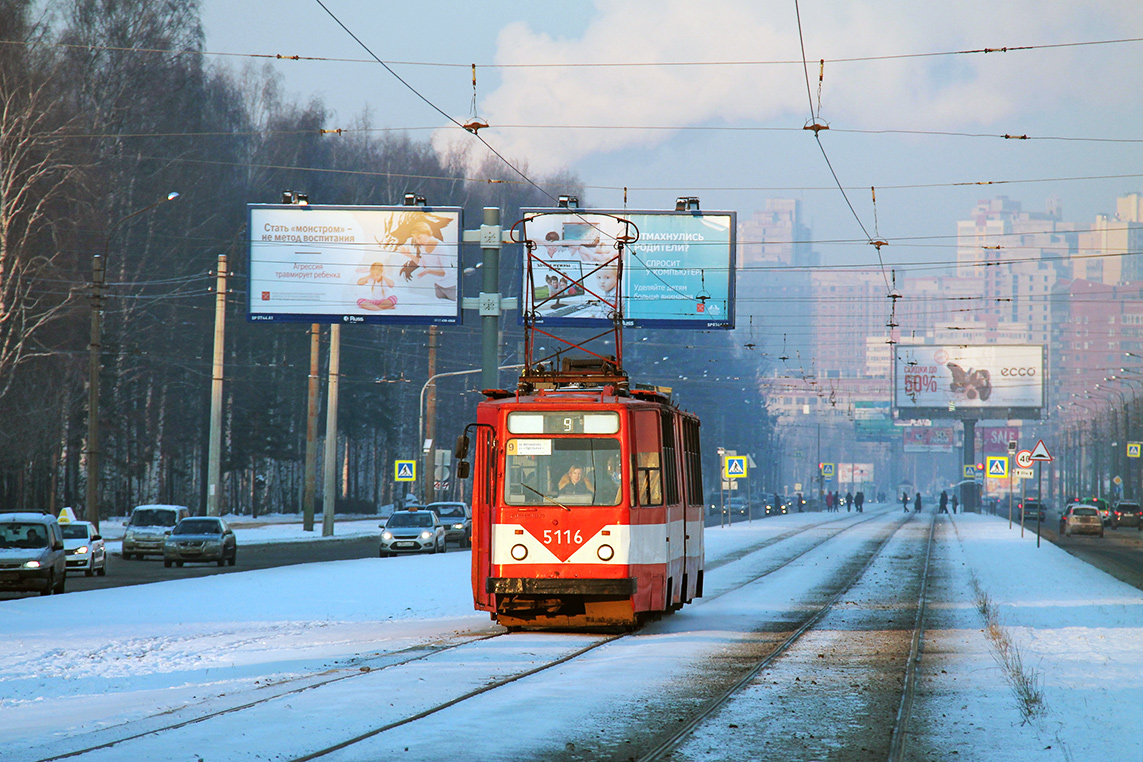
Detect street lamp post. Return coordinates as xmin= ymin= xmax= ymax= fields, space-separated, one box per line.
xmin=418 ymin=364 xmax=523 ymax=501
xmin=86 ymin=192 xmax=179 ymax=532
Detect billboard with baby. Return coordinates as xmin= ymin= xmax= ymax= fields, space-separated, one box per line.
xmin=519 ymin=209 xmax=736 ymax=329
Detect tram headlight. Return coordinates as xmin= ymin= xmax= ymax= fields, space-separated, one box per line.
xmin=510 ymin=544 xmax=528 ymax=561
xmin=597 ymin=544 xmax=615 ymax=562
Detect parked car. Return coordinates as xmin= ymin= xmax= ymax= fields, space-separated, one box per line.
xmin=1109 ymin=501 xmax=1143 ymax=530
xmin=0 ymin=512 xmax=67 ymax=595
xmin=162 ymin=517 xmax=237 ymax=567
xmin=425 ymin=502 xmax=471 ymax=547
xmin=122 ymin=504 xmax=190 ymax=559
xmin=1059 ymin=504 xmax=1104 ymax=537
xmin=61 ymin=520 xmax=106 ymax=577
xmin=379 ymin=510 xmax=445 ymax=556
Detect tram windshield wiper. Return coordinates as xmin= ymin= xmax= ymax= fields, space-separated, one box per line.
xmin=521 ymin=482 xmax=571 ymax=512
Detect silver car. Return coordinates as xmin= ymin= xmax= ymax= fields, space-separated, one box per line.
xmin=61 ymin=521 xmax=107 ymax=577
xmin=425 ymin=502 xmax=471 ymax=547
xmin=379 ymin=510 xmax=445 ymax=556
xmin=163 ymin=517 xmax=237 ymax=567
xmin=0 ymin=513 xmax=67 ymax=595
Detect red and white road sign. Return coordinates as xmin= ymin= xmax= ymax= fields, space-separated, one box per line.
xmin=1015 ymin=449 xmax=1033 ymax=469
xmin=1029 ymin=440 xmax=1052 ymax=462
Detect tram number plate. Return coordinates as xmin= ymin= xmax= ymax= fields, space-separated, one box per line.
xmin=543 ymin=529 xmax=583 ymax=545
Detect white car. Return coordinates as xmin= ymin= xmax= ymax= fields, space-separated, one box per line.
xmin=61 ymin=521 xmax=107 ymax=577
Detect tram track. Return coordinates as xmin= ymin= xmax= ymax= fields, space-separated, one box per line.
xmin=636 ymin=509 xmax=940 ymax=762
xmin=20 ymin=509 xmax=921 ymax=762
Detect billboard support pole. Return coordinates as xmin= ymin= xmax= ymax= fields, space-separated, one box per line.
xmin=303 ymin=324 xmax=320 ymax=531
xmin=963 ymin=418 xmax=977 ymax=513
xmin=322 ymin=323 xmax=341 ymax=537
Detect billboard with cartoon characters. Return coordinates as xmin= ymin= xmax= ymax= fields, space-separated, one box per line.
xmin=894 ymin=344 xmax=1044 ymax=419
xmin=247 ymin=205 xmax=462 ymax=325
xmin=519 ymin=209 xmax=736 ymax=329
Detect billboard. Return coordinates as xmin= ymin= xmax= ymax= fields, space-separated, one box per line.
xmin=248 ymin=205 xmax=462 ymax=325
xmin=520 ymin=209 xmax=736 ymax=329
xmin=854 ymin=401 xmax=894 ymax=442
xmin=903 ymin=426 xmax=956 ymax=453
xmin=894 ymin=344 xmax=1044 ymax=419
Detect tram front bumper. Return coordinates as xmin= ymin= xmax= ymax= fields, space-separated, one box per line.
xmin=487 ymin=577 xmax=637 ymax=596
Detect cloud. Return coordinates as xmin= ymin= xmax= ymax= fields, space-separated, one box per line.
xmin=435 ymin=0 xmax=1142 ymax=174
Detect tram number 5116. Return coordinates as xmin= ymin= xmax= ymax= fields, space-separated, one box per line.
xmin=543 ymin=529 xmax=583 ymax=545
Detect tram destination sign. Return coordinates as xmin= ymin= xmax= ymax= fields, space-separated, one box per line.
xmin=247 ymin=204 xmax=463 ymax=325
xmin=894 ymin=344 xmax=1044 ymax=420
xmin=520 ymin=208 xmax=736 ymax=329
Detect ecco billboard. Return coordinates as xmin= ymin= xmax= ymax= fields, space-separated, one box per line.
xmin=247 ymin=205 xmax=462 ymax=325
xmin=520 ymin=209 xmax=736 ymax=329
xmin=894 ymin=344 xmax=1044 ymax=419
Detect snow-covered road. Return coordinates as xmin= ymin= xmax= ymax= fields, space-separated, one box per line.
xmin=2 ymin=506 xmax=1141 ymax=761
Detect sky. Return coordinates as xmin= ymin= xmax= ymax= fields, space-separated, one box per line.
xmin=198 ymin=0 xmax=1143 ymax=271
xmin=2 ymin=507 xmax=1141 ymax=760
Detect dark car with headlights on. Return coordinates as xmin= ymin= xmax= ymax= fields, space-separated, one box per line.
xmin=61 ymin=520 xmax=106 ymax=576
xmin=379 ymin=510 xmax=445 ymax=556
xmin=426 ymin=501 xmax=471 ymax=547
xmin=1109 ymin=501 xmax=1143 ymax=530
xmin=163 ymin=517 xmax=237 ymax=567
xmin=0 ymin=512 xmax=67 ymax=595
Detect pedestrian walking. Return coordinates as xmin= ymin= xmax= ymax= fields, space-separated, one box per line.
xmin=914 ymin=492 xmax=922 ymax=513
xmin=951 ymin=494 xmax=958 ymax=513
xmin=845 ymin=491 xmax=854 ymax=513
xmin=939 ymin=490 xmax=949 ymax=514
xmin=855 ymin=490 xmax=865 ymax=513
xmin=902 ymin=491 xmax=909 ymax=513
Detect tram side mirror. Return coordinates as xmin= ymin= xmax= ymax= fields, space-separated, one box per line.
xmin=455 ymin=434 xmax=470 ymax=460
xmin=457 ymin=460 xmax=470 ymax=480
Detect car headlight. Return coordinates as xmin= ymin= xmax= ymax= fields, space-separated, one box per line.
xmin=76 ymin=545 xmax=90 ymax=555
xmin=381 ymin=531 xmax=393 ymax=540
xmin=452 ymin=523 xmax=464 ymax=530
xmin=420 ymin=531 xmax=433 ymax=539
xmin=22 ymin=560 xmax=42 ymax=569
xmin=125 ymin=529 xmax=136 ymax=539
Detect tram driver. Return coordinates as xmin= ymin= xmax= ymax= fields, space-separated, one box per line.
xmin=557 ymin=464 xmax=594 ymax=498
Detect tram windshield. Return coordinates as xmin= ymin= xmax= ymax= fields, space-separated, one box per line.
xmin=504 ymin=437 xmax=622 ymax=506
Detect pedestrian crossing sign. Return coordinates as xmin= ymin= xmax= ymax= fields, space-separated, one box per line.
xmin=963 ymin=464 xmax=976 ymax=479
xmin=986 ymin=456 xmax=1009 ymax=478
xmin=395 ymin=460 xmax=417 ymax=482
xmin=1128 ymin=442 xmax=1142 ymax=459
xmin=724 ymin=456 xmax=747 ymax=479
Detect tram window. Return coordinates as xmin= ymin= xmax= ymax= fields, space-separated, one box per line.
xmin=661 ymin=413 xmax=678 ymax=505
xmin=504 ymin=437 xmax=622 ymax=506
xmin=634 ymin=411 xmax=663 ymax=506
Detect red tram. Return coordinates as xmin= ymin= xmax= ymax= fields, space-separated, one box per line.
xmin=458 ymin=362 xmax=704 ymax=629
xmin=454 ymin=209 xmax=706 ymax=629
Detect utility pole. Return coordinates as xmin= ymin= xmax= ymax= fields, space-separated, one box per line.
xmin=303 ymin=324 xmax=320 ymax=531
xmin=322 ymin=323 xmax=341 ymax=536
xmin=86 ymin=191 xmax=179 ymax=533
xmin=206 ymin=254 xmax=227 ymax=516
xmin=86 ymin=253 xmax=104 ymax=533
